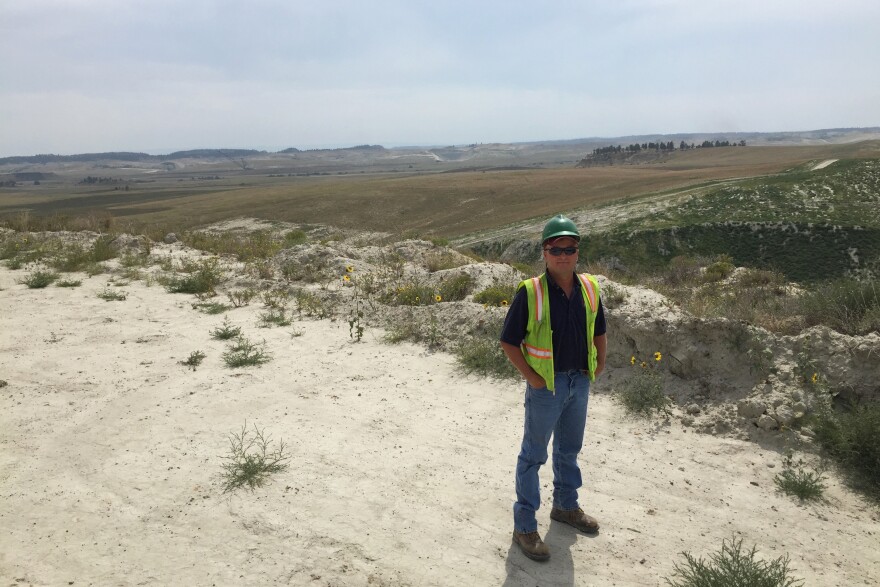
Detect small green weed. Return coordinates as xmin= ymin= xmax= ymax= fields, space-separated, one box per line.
xmin=192 ymin=301 xmax=229 ymax=315
xmin=284 ymin=229 xmax=307 ymax=246
xmin=227 ymin=287 xmax=257 ymax=308
xmin=97 ymin=289 xmax=127 ymax=301
xmin=210 ymin=317 xmax=242 ymax=340
xmin=703 ymin=255 xmax=735 ymax=282
xmin=223 ymin=336 xmax=271 ymax=368
xmin=56 ymin=279 xmax=82 ymax=288
xmin=20 ymin=270 xmax=58 ymax=288
xmin=811 ymin=398 xmax=880 ymax=501
xmin=261 ymin=287 xmax=290 ymax=309
xmin=474 ymin=283 xmax=517 ymax=307
xmin=425 ymin=251 xmax=467 ymax=272
xmin=773 ymin=453 xmax=825 ymax=502
xmin=293 ymin=289 xmax=332 ymax=318
xmin=665 ymin=535 xmax=804 ymax=587
xmin=454 ymin=336 xmax=518 ymax=379
xmin=617 ymin=353 xmax=672 ymax=418
xmin=437 ymin=273 xmax=474 ymax=302
xmin=166 ymin=258 xmax=223 ymax=294
xmin=220 ymin=422 xmax=291 ymax=492
xmin=259 ymin=308 xmax=292 ymax=327
xmin=386 ymin=281 xmax=438 ymax=306
xmin=180 ymin=350 xmax=206 ymax=370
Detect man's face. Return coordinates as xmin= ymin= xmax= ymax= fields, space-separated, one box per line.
xmin=542 ymin=236 xmax=579 ymax=273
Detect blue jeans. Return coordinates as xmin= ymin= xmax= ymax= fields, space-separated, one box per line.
xmin=514 ymin=370 xmax=591 ymax=533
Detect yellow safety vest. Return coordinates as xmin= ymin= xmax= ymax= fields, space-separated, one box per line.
xmin=519 ymin=273 xmax=601 ymax=392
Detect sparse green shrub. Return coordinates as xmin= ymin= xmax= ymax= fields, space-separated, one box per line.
xmin=663 ymin=256 xmax=703 ymax=287
xmin=97 ymin=288 xmax=127 ymax=301
xmin=120 ymin=251 xmax=151 ymax=268
xmin=261 ymin=287 xmax=289 ymax=309
xmin=227 ymin=287 xmax=257 ymax=307
xmin=259 ymin=308 xmax=292 ymax=327
xmin=293 ymin=289 xmax=331 ymax=319
xmin=221 ymin=422 xmax=290 ymax=492
xmin=737 ymin=268 xmax=786 ymax=289
xmin=383 ymin=308 xmax=442 ymax=348
xmin=183 ymin=230 xmax=281 ymax=261
xmin=6 ymin=256 xmax=25 ymax=270
xmin=601 ymin=282 xmax=627 ymax=309
xmin=474 ymin=283 xmax=517 ymax=307
xmin=90 ymin=235 xmax=116 ymax=262
xmin=20 ymin=270 xmax=58 ymax=288
xmin=429 ymin=236 xmax=449 ymax=247
xmin=210 ymin=317 xmax=242 ymax=340
xmin=223 ymin=336 xmax=271 ymax=368
xmin=438 ymin=273 xmax=475 ymax=302
xmin=247 ymin=258 xmax=275 ymax=280
xmin=192 ymin=301 xmax=229 ymax=314
xmin=454 ymin=335 xmax=518 ymax=379
xmin=665 ymin=535 xmax=804 ymax=587
xmin=166 ymin=258 xmax=223 ymax=294
xmin=50 ymin=244 xmax=92 ymax=272
xmin=386 ymin=281 xmax=437 ymax=306
xmin=56 ymin=279 xmax=82 ymax=288
xmin=773 ymin=453 xmax=825 ymax=502
xmin=811 ymin=399 xmax=880 ymax=501
xmin=280 ymin=259 xmax=327 ymax=283
xmin=800 ymin=278 xmax=880 ymax=336
xmin=703 ymin=255 xmax=735 ymax=282
xmin=617 ymin=353 xmax=671 ymax=417
xmin=425 ymin=251 xmax=467 ymax=272
xmin=180 ymin=350 xmax=206 ymax=370
xmin=284 ymin=230 xmax=307 ymax=247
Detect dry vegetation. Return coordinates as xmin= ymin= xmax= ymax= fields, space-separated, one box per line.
xmin=3 ymin=142 xmax=879 ymax=239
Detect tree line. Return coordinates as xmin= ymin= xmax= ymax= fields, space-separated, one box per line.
xmin=591 ymin=139 xmax=746 ymax=156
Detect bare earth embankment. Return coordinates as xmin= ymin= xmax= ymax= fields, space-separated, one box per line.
xmin=1 ymin=241 xmax=878 ymax=586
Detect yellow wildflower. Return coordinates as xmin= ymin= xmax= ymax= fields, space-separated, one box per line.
xmin=811 ymin=373 xmax=818 ymax=384
xmin=500 ymin=300 xmax=509 ymax=306
xmin=434 ymin=294 xmax=442 ymax=302
xmin=654 ymin=352 xmax=662 ymax=362
xmin=630 ymin=356 xmax=636 ymax=365
xmin=415 ymin=296 xmax=420 ymax=302
xmin=346 ymin=265 xmax=354 ymax=273
xmin=342 ymin=274 xmax=351 ymax=282
xmin=641 ymin=361 xmax=647 ymax=368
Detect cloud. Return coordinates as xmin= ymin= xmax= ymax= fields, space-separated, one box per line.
xmin=1 ymin=0 xmax=878 ymax=155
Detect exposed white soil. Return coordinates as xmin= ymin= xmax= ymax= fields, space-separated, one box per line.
xmin=1 ymin=227 xmax=878 ymax=586
xmin=812 ymin=159 xmax=839 ymax=171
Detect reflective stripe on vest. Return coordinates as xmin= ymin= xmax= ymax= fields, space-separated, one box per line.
xmin=531 ymin=276 xmax=543 ymax=323
xmin=523 ymin=342 xmax=552 ymax=360
xmin=577 ymin=273 xmax=597 ymax=313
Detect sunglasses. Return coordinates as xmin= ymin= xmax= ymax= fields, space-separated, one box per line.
xmin=544 ymin=246 xmax=578 ymax=256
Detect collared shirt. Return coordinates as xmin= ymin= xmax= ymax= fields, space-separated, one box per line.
xmin=500 ymin=271 xmax=606 ymax=372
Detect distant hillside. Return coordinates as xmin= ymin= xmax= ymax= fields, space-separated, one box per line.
xmin=2 ymin=128 xmax=877 ymax=165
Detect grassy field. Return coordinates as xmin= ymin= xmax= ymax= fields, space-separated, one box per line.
xmin=3 ymin=142 xmax=878 ymax=239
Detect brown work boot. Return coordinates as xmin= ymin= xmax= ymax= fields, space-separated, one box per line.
xmin=512 ymin=530 xmax=550 ymax=562
xmin=550 ymin=507 xmax=600 ymax=534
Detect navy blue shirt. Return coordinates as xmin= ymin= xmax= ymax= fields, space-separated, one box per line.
xmin=500 ymin=272 xmax=606 ymax=372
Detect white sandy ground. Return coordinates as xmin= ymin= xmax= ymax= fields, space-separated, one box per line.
xmin=1 ymin=267 xmax=878 ymax=587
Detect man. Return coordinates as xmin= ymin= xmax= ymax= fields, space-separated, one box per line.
xmin=500 ymin=214 xmax=607 ymax=562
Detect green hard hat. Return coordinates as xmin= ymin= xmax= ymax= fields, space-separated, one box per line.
xmin=541 ymin=214 xmax=580 ymax=243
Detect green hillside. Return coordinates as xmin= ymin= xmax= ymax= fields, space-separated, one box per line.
xmin=585 ymin=159 xmax=880 ymax=281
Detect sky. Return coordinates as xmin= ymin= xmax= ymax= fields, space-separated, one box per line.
xmin=1 ymin=0 xmax=879 ymax=157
